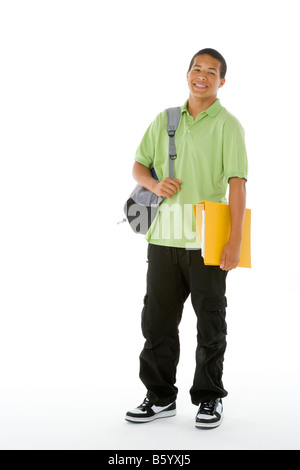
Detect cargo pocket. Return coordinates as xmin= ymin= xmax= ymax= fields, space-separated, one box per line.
xmin=200 ymin=296 xmax=227 ymax=345
xmin=203 ymin=296 xmax=227 ymax=312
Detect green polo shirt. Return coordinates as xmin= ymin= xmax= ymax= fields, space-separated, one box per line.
xmin=135 ymin=98 xmax=248 ymax=249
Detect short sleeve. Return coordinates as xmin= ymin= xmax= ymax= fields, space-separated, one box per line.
xmin=134 ymin=116 xmax=159 ymax=169
xmin=222 ymin=115 xmax=248 ymax=182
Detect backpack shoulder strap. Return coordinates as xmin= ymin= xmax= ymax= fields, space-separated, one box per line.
xmin=166 ymin=107 xmax=181 ymax=179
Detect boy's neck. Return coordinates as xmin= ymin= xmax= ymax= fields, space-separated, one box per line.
xmin=187 ymin=95 xmax=218 ymax=119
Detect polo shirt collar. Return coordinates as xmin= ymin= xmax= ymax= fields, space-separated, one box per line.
xmin=181 ymin=98 xmax=222 ymax=118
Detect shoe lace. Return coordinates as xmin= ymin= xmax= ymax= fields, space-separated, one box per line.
xmin=199 ymin=399 xmax=217 ymax=415
xmin=138 ymin=397 xmax=152 ymax=411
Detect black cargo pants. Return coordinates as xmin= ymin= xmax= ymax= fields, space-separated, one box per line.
xmin=139 ymin=244 xmax=228 ymax=406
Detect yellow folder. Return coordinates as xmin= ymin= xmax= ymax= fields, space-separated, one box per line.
xmin=193 ymin=200 xmax=251 ymax=268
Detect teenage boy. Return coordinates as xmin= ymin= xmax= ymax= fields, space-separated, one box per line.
xmin=125 ymin=48 xmax=248 ymax=428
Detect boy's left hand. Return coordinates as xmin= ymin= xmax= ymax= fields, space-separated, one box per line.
xmin=220 ymin=242 xmax=241 ymax=271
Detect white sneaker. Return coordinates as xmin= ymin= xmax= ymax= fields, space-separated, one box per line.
xmin=125 ymin=397 xmax=176 ymax=423
xmin=195 ymin=398 xmax=223 ymax=428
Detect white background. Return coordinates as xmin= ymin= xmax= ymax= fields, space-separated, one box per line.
xmin=0 ymin=0 xmax=300 ymax=450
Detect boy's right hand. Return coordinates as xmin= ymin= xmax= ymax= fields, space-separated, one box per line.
xmin=153 ymin=177 xmax=182 ymax=199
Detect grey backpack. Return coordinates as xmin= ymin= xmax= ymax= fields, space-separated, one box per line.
xmin=123 ymin=107 xmax=181 ymax=234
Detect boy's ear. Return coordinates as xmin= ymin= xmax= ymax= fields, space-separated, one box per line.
xmin=219 ymin=78 xmax=226 ymax=88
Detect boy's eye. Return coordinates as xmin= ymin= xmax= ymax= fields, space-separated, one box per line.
xmin=193 ymin=68 xmax=215 ymax=76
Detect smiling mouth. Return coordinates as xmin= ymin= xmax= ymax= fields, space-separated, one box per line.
xmin=194 ymin=83 xmax=208 ymax=89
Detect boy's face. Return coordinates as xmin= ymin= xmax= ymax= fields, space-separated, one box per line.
xmin=186 ymin=54 xmax=225 ymax=101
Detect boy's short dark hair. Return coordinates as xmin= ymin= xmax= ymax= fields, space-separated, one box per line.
xmin=188 ymin=48 xmax=227 ymax=79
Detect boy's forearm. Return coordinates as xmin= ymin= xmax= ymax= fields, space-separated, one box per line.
xmin=228 ymin=177 xmax=246 ymax=245
xmin=220 ymin=177 xmax=246 ymax=271
xmin=132 ymin=161 xmax=182 ymax=199
xmin=132 ymin=161 xmax=158 ymax=193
